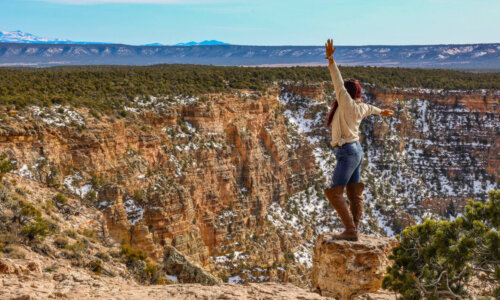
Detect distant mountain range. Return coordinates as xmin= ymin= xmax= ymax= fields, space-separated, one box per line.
xmin=143 ymin=40 xmax=229 ymax=46
xmin=0 ymin=30 xmax=499 ymax=70
xmin=0 ymin=30 xmax=102 ymax=45
xmin=0 ymin=30 xmax=228 ymax=46
xmin=174 ymin=40 xmax=230 ymax=46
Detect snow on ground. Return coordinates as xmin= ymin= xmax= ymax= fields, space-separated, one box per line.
xmin=122 ymin=196 xmax=144 ymax=225
xmin=63 ymin=173 xmax=92 ymax=199
xmin=29 ymin=105 xmax=85 ymax=127
xmin=16 ymin=164 xmax=35 ymax=180
xmin=166 ymin=275 xmax=179 ymax=282
xmin=228 ymin=276 xmax=243 ymax=283
xmin=123 ymin=95 xmax=202 ymax=114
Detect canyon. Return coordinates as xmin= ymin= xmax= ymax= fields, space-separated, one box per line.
xmin=0 ymin=80 xmax=498 ymax=294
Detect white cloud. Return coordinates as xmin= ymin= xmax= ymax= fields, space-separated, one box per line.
xmin=35 ymin=0 xmax=233 ymax=4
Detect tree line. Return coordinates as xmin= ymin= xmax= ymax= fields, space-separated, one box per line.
xmin=0 ymin=64 xmax=499 ymax=111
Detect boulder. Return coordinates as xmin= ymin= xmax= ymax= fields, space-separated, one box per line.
xmin=163 ymin=245 xmax=221 ymax=285
xmin=312 ymin=233 xmax=398 ymax=300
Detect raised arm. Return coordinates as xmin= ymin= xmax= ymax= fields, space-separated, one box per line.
xmin=325 ymin=39 xmax=354 ymax=109
xmin=328 ymin=61 xmax=350 ymax=105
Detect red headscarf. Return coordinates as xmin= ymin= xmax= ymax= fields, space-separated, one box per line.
xmin=325 ymin=79 xmax=364 ymax=128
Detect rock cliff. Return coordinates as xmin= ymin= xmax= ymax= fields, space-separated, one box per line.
xmin=0 ymin=89 xmax=317 ymax=285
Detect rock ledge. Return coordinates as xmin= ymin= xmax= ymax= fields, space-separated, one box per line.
xmin=312 ymin=233 xmax=398 ymax=300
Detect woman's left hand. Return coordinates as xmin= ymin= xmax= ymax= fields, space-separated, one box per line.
xmin=325 ymin=39 xmax=337 ymax=64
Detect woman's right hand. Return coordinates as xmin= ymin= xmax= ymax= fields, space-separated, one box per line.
xmin=325 ymin=39 xmax=337 ymax=64
xmin=381 ymin=109 xmax=394 ymax=117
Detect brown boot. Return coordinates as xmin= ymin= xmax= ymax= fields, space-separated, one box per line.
xmin=324 ymin=185 xmax=358 ymax=241
xmin=346 ymin=182 xmax=365 ymax=230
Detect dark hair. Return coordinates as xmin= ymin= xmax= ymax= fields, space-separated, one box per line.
xmin=344 ymin=78 xmax=362 ymax=99
xmin=325 ymin=78 xmax=364 ymax=128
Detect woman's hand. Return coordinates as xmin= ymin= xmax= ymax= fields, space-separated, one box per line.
xmin=325 ymin=38 xmax=337 ymax=65
xmin=381 ymin=109 xmax=394 ymax=117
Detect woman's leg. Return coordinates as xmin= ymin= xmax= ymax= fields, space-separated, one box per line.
xmin=346 ymin=142 xmax=365 ymax=230
xmin=347 ymin=142 xmax=364 ymax=184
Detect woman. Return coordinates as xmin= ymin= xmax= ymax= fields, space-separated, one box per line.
xmin=323 ymin=39 xmax=393 ymax=241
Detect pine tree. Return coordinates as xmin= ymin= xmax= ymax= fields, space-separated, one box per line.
xmin=382 ymin=190 xmax=500 ymax=299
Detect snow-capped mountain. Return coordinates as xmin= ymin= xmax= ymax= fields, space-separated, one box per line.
xmin=174 ymin=40 xmax=230 ymax=46
xmin=0 ymin=30 xmax=230 ymax=47
xmin=0 ymin=30 xmax=76 ymax=44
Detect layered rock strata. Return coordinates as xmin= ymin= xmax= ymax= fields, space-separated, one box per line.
xmin=0 ymin=90 xmax=317 ymax=282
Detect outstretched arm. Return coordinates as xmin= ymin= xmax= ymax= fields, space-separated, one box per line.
xmin=325 ymin=39 xmax=353 ymax=109
xmin=359 ymin=99 xmax=394 ymax=117
xmin=362 ymin=104 xmax=394 ymax=117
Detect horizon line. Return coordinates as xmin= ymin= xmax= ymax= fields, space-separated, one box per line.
xmin=1 ymin=41 xmax=500 ymax=47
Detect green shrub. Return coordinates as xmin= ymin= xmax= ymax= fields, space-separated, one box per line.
xmin=133 ymin=190 xmax=146 ymax=203
xmin=90 ymin=174 xmax=107 ymax=190
xmin=14 ymin=201 xmax=42 ymax=225
xmin=96 ymin=251 xmax=110 ymax=262
xmin=120 ymin=243 xmax=165 ymax=284
xmin=0 ymin=153 xmax=14 ymax=181
xmin=52 ymin=193 xmax=68 ymax=208
xmin=88 ymin=259 xmax=103 ymax=275
xmin=383 ymin=190 xmax=500 ymax=299
xmin=65 ymin=240 xmax=87 ymax=253
xmin=85 ymin=190 xmax=97 ymax=204
xmin=43 ymin=199 xmax=55 ymax=212
xmin=82 ymin=228 xmax=97 ymax=240
xmin=139 ymin=262 xmax=164 ymax=285
xmin=21 ymin=217 xmax=52 ymax=241
xmin=121 ymin=243 xmax=147 ymax=265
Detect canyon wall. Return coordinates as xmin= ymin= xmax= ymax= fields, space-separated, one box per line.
xmin=0 ymin=90 xmax=317 ymax=284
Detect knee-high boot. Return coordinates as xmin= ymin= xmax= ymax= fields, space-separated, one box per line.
xmin=324 ymin=185 xmax=358 ymax=241
xmin=346 ymin=182 xmax=364 ymax=231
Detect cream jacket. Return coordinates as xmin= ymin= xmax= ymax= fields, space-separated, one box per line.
xmin=328 ymin=61 xmax=381 ymax=146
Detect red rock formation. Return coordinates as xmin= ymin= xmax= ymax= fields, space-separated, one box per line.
xmin=0 ymin=91 xmax=316 ymax=271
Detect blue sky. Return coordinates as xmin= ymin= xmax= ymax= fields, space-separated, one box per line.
xmin=0 ymin=0 xmax=499 ymax=45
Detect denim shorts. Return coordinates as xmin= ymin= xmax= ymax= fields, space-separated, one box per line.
xmin=329 ymin=141 xmax=363 ymax=188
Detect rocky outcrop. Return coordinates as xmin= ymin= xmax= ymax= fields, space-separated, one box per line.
xmin=311 ymin=234 xmax=398 ymax=300
xmin=163 ymin=245 xmax=221 ymax=285
xmin=283 ymin=83 xmax=325 ymax=101
xmin=0 ymin=259 xmax=41 ymax=276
